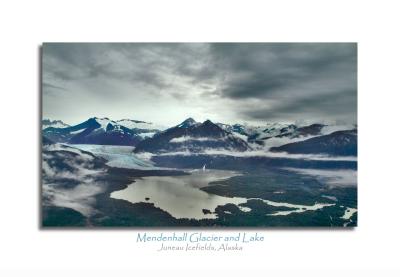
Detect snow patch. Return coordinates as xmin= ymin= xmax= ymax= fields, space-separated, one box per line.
xmin=138 ymin=132 xmax=156 ymax=138
xmin=170 ymin=136 xmax=221 ymax=143
xmin=341 ymin=208 xmax=357 ymax=220
xmin=117 ymin=119 xmax=166 ymax=131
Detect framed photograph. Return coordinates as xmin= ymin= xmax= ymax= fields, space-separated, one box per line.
xmin=41 ymin=43 xmax=357 ymax=227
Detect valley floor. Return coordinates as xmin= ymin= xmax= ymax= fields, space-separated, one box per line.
xmin=42 ymin=144 xmax=357 ymax=227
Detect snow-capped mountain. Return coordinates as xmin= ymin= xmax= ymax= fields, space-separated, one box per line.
xmin=218 ymin=122 xmax=328 ymax=143
xmin=42 ymin=117 xmax=162 ymax=146
xmin=270 ymin=129 xmax=357 ymax=156
xmin=42 ymin=116 xmax=357 ymax=155
xmin=42 ymin=119 xmax=69 ymax=129
xmin=248 ymin=123 xmax=298 ymax=141
xmin=176 ymin=117 xmax=200 ymax=128
xmin=116 ymin=119 xmax=166 ymax=138
xmin=134 ymin=118 xmax=251 ymax=153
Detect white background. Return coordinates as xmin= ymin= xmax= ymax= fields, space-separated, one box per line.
xmin=1 ymin=0 xmax=399 ymax=276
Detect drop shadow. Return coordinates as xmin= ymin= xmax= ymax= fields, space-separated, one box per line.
xmin=38 ymin=44 xmax=43 ymax=230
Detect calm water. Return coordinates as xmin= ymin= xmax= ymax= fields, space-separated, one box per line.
xmin=67 ymin=145 xmax=352 ymax=220
xmin=110 ymin=170 xmax=249 ymax=219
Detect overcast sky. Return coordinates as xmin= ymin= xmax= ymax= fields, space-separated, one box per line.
xmin=42 ymin=43 xmax=357 ymax=126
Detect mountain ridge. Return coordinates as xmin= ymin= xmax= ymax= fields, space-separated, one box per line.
xmin=270 ymin=129 xmax=357 ymax=156
xmin=42 ymin=117 xmax=357 ymax=157
xmin=42 ymin=117 xmax=161 ymax=146
xmin=133 ymin=118 xmax=251 ymax=153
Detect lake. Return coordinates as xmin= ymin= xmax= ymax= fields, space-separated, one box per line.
xmin=110 ymin=170 xmax=250 ymax=219
xmin=69 ymin=144 xmax=353 ymax=222
xmin=109 ymin=169 xmax=337 ymax=220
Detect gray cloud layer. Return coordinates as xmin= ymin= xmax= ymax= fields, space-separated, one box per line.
xmin=42 ymin=43 xmax=357 ymax=126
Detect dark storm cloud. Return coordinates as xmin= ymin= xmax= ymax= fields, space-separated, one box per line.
xmin=243 ymin=89 xmax=357 ymax=121
xmin=209 ymin=43 xmax=356 ymax=99
xmin=204 ymin=43 xmax=357 ymax=123
xmin=43 ymin=43 xmax=216 ymax=91
xmin=43 ymin=43 xmax=172 ymax=88
xmin=43 ymin=43 xmax=357 ymax=124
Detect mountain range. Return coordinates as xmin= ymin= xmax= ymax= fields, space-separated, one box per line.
xmin=133 ymin=118 xmax=251 ymax=153
xmin=42 ymin=117 xmax=357 ymax=156
xmin=270 ymin=129 xmax=357 ymax=156
xmin=218 ymin=122 xmax=326 ymax=143
xmin=42 ymin=117 xmax=162 ymax=146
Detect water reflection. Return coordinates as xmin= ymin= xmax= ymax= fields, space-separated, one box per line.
xmin=110 ymin=170 xmax=248 ymax=219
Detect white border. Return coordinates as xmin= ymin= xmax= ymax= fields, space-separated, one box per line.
xmin=1 ymin=0 xmax=400 ymax=275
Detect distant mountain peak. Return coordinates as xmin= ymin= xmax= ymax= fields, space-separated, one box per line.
xmin=134 ymin=117 xmax=251 ymax=153
xmin=42 ymin=119 xmax=70 ymax=129
xmin=177 ymin=117 xmax=198 ymax=128
xmin=270 ymin=129 xmax=357 ymax=156
xmin=117 ymin=118 xmax=148 ymax=124
xmin=91 ymin=116 xmax=111 ymax=122
xmin=43 ymin=119 xmax=66 ymax=124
